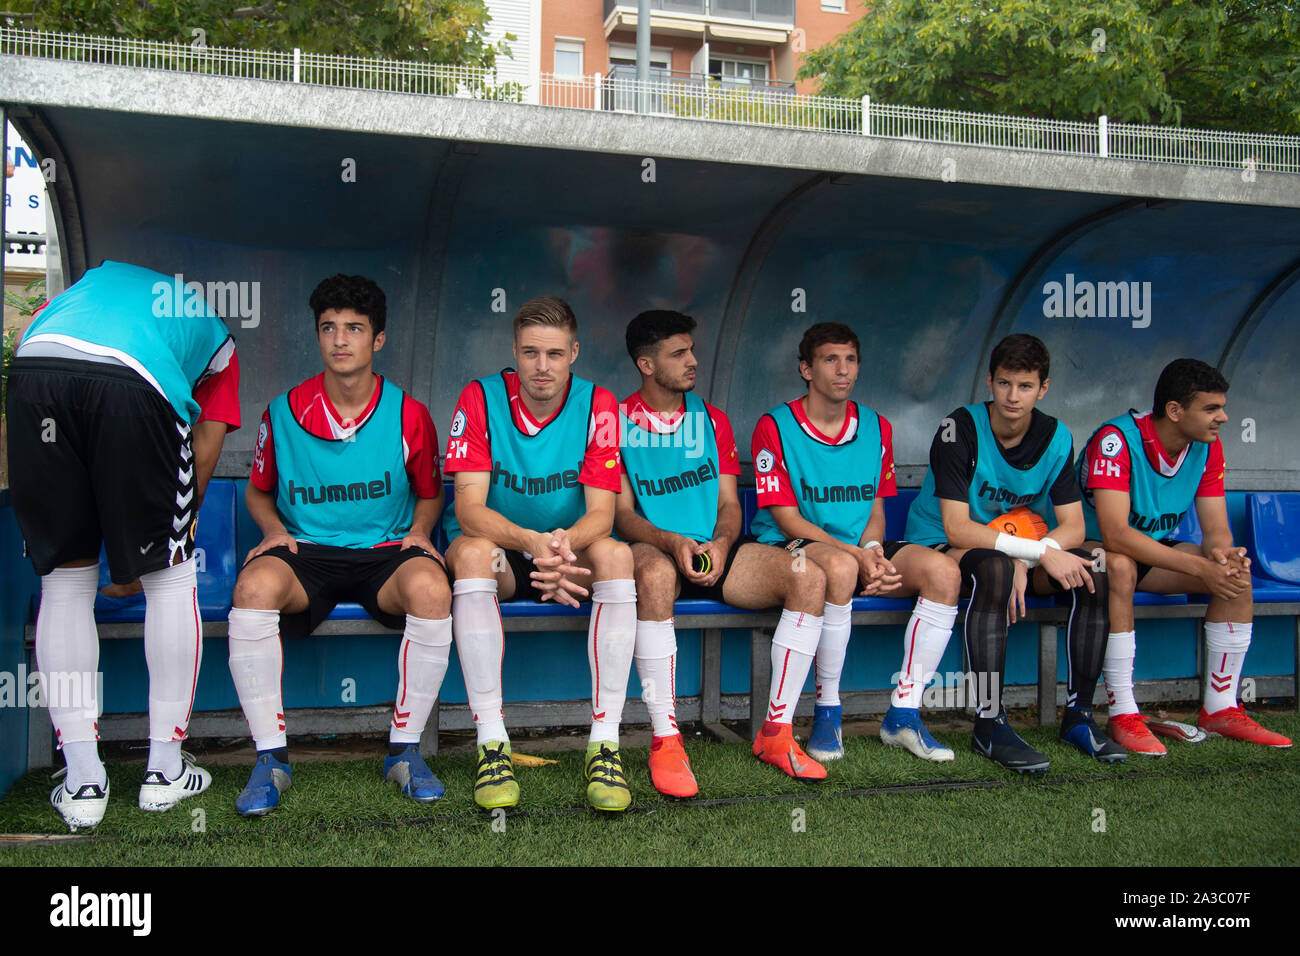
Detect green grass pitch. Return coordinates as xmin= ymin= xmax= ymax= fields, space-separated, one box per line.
xmin=2 ymin=714 xmax=1296 ymax=867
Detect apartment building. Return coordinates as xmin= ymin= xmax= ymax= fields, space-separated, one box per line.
xmin=485 ymin=0 xmax=866 ymax=104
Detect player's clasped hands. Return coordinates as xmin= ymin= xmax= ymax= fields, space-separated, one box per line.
xmin=245 ymin=531 xmax=299 ymax=564
xmin=1202 ymin=547 xmax=1251 ymax=601
xmin=857 ymin=545 xmax=902 ymax=596
xmin=529 ymin=528 xmax=591 ymax=607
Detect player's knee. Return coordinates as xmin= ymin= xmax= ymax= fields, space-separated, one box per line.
xmin=926 ymin=555 xmax=962 ymax=605
xmin=634 ymin=553 xmax=677 ymax=596
xmin=447 ymin=536 xmax=498 ymax=577
xmin=232 ymin=566 xmax=288 ymax=610
xmin=589 ymin=537 xmax=634 ymax=578
xmin=960 ymin=550 xmax=1015 ymax=606
xmin=402 ymin=565 xmax=452 ymax=618
xmin=823 ymin=551 xmax=859 ymax=604
xmin=1107 ymin=551 xmax=1137 ymax=596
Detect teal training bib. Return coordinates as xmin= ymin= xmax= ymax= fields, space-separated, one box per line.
xmin=25 ymin=261 xmax=232 ymax=424
xmin=750 ymin=402 xmax=882 ymax=546
xmin=906 ymin=403 xmax=1072 ymax=546
xmin=620 ymin=392 xmax=721 ymax=543
xmin=1080 ymin=411 xmax=1208 ymax=541
xmin=270 ymin=378 xmax=416 ymax=549
xmin=443 ymin=372 xmax=595 ymax=542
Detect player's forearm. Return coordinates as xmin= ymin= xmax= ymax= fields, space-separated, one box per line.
xmin=246 ymin=485 xmax=289 ymax=538
xmin=566 ymin=503 xmax=615 ymax=553
xmin=711 ymin=500 xmax=741 ymax=549
xmin=858 ymin=511 xmax=887 ymax=548
xmin=1046 ymin=515 xmax=1085 ymax=551
xmin=455 ymin=500 xmax=538 ymax=553
xmin=1201 ymin=530 xmax=1237 ymax=560
xmin=615 ymin=507 xmax=678 ymax=553
xmin=1103 ymin=524 xmax=1205 ymax=578
xmin=408 ymin=495 xmax=442 ymax=540
xmin=941 ymin=514 xmax=1003 ymax=551
xmin=191 ymin=419 xmax=227 ymax=508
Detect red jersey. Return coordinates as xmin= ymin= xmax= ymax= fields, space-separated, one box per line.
xmin=1083 ymin=411 xmax=1225 ymax=498
xmin=443 ymin=371 xmax=622 ymax=492
xmin=194 ymin=340 xmax=241 ymax=431
xmin=618 ymin=391 xmax=742 ymax=478
xmin=250 ymin=373 xmax=440 ymax=497
xmin=753 ymin=399 xmax=897 ymax=508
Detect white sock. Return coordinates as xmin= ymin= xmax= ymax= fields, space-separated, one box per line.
xmin=147 ymin=741 xmax=183 ymax=779
xmin=35 ymin=565 xmax=102 ymax=765
xmin=141 ymin=560 xmax=201 ymax=759
xmin=389 ymin=614 xmax=453 ymax=745
xmin=814 ymin=601 xmax=852 ymax=707
xmin=767 ymin=609 xmax=823 ymax=725
xmin=635 ymin=619 xmax=678 ymax=738
xmin=452 ymin=578 xmax=508 ymax=745
xmin=892 ymin=597 xmax=958 ymax=709
xmin=589 ymin=579 xmax=637 ymax=746
xmin=1204 ymin=621 xmax=1252 ymax=713
xmin=62 ymin=741 xmax=106 ymax=791
xmin=1103 ymin=631 xmax=1138 ymax=716
xmin=227 ymin=607 xmax=287 ymax=751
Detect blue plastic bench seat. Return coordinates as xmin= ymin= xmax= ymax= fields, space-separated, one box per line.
xmin=92 ymin=481 xmax=239 ymax=624
xmin=1248 ymin=493 xmax=1300 ymax=585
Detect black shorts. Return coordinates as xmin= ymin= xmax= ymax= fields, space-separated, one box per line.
xmin=249 ymin=542 xmax=448 ymax=637
xmin=6 ymin=358 xmax=200 ymax=582
xmin=1136 ymin=537 xmax=1182 ymax=586
xmin=780 ymin=538 xmax=909 ymax=561
xmin=676 ymin=536 xmax=755 ymax=603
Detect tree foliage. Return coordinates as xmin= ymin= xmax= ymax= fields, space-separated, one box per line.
xmin=799 ymin=0 xmax=1300 ymax=133
xmin=6 ymin=0 xmax=512 ymax=69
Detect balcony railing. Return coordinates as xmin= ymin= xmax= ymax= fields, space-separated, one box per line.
xmin=3 ymin=28 xmax=1297 ymax=173
xmin=602 ymin=0 xmax=794 ymax=26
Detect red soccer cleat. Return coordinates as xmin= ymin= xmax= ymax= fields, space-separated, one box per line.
xmin=1198 ymin=706 xmax=1293 ymax=748
xmin=648 ymin=734 xmax=698 ymax=798
xmin=753 ymin=721 xmax=827 ymax=781
xmin=1106 ymin=712 xmax=1168 ymax=757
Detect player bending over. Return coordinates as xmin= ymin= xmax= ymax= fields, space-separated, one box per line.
xmin=904 ymin=333 xmax=1123 ymax=772
xmin=617 ymin=311 xmax=831 ymax=791
xmin=229 ymin=275 xmax=453 ymax=815
xmin=1080 ymin=358 xmax=1291 ymax=754
xmin=750 ymin=322 xmax=961 ymax=763
xmin=8 ymin=261 xmax=240 ymax=829
xmin=442 ymin=296 xmax=638 ymax=811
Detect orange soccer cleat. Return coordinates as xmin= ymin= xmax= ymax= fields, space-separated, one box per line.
xmin=1106 ymin=712 xmax=1168 ymax=757
xmin=753 ymin=721 xmax=827 ymax=782
xmin=1198 ymin=706 xmax=1293 ymax=748
xmin=648 ymin=734 xmax=698 ymax=798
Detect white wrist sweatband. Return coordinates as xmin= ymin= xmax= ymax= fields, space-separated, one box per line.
xmin=1042 ymin=537 xmax=1062 ymax=552
xmin=862 ymin=540 xmax=882 ymax=552
xmin=995 ymin=532 xmax=1048 ymax=566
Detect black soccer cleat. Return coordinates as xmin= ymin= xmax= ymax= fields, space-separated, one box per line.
xmin=1060 ymin=706 xmax=1127 ymax=763
xmin=971 ymin=713 xmax=1050 ymax=774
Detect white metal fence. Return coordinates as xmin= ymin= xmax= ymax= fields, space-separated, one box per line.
xmin=2 ymin=27 xmax=1296 ymax=173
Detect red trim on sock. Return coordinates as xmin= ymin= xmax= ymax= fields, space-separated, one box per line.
xmin=399 ymin=638 xmax=410 ymax=707
xmin=776 ymin=648 xmax=791 ymax=698
xmin=182 ymin=586 xmax=200 ymax=727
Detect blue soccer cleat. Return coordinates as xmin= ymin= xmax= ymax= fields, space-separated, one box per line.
xmin=383 ymin=744 xmax=445 ymax=802
xmin=236 ymin=752 xmax=293 ymax=817
xmin=1060 ymin=707 xmax=1127 ymax=763
xmin=880 ymin=705 xmax=955 ymax=762
xmin=807 ymin=704 xmax=845 ymax=761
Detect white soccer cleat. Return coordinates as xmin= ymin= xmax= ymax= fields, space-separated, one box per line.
xmin=138 ymin=755 xmax=212 ymax=811
xmin=1146 ymin=717 xmax=1208 ymax=743
xmin=50 ymin=769 xmax=109 ymax=832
